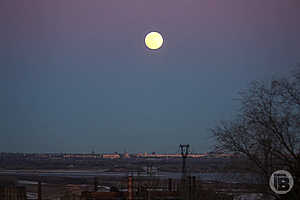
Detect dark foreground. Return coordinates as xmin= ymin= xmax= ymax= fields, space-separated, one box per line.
xmin=0 ymin=157 xmax=272 ymax=199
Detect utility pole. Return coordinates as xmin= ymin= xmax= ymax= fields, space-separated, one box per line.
xmin=128 ymin=176 xmax=133 ymax=200
xmin=38 ymin=181 xmax=42 ymax=200
xmin=179 ymin=144 xmax=189 ymax=180
xmin=94 ymin=177 xmax=98 ymax=191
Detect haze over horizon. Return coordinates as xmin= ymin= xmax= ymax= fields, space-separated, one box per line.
xmin=1 ymin=0 xmax=299 ymax=153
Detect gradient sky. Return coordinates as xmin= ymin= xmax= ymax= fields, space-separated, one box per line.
xmin=1 ymin=0 xmax=299 ymax=153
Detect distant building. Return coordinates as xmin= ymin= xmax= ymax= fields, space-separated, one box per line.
xmin=134 ymin=153 xmax=207 ymax=158
xmin=63 ymin=154 xmax=99 ymax=159
xmin=102 ymin=153 xmax=120 ymax=159
xmin=121 ymin=152 xmax=130 ymax=159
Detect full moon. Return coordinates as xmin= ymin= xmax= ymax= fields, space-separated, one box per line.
xmin=145 ymin=32 xmax=163 ymax=50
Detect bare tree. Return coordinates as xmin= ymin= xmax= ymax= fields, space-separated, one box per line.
xmin=212 ymin=67 xmax=300 ymax=199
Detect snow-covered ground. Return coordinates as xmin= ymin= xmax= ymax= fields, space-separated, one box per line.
xmin=26 ymin=192 xmax=37 ymax=200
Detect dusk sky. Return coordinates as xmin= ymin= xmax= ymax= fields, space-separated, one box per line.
xmin=1 ymin=0 xmax=299 ymax=153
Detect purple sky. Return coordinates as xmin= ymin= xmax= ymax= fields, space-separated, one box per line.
xmin=0 ymin=0 xmax=299 ymax=153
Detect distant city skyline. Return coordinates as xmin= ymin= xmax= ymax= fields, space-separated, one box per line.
xmin=0 ymin=151 xmax=233 ymax=159
xmin=1 ymin=0 xmax=299 ymax=153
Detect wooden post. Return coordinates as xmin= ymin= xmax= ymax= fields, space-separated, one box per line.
xmin=192 ymin=176 xmax=196 ymax=200
xmin=147 ymin=190 xmax=151 ymax=200
xmin=38 ymin=181 xmax=42 ymax=200
xmin=94 ymin=177 xmax=98 ymax=191
xmin=188 ymin=176 xmax=192 ymax=200
xmin=128 ymin=176 xmax=133 ymax=200
xmin=168 ymin=178 xmax=173 ymax=192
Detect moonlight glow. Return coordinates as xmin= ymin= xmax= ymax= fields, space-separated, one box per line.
xmin=145 ymin=32 xmax=163 ymax=50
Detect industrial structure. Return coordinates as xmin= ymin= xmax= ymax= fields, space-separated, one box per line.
xmin=179 ymin=144 xmax=190 ymax=180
